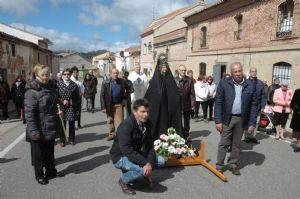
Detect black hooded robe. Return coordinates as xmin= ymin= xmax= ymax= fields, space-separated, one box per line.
xmin=144 ymin=61 xmax=182 ymax=139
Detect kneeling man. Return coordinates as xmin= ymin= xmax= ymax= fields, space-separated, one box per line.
xmin=110 ymin=98 xmax=165 ymax=195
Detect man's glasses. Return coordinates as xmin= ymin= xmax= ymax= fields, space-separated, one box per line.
xmin=63 ymin=73 xmax=70 ymax=76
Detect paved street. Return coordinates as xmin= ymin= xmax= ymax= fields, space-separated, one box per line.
xmin=1 ymin=80 xmax=300 ymax=199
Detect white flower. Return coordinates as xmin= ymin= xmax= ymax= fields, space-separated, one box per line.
xmin=154 ymin=140 xmax=162 ymax=147
xmin=162 ymin=142 xmax=169 ymax=149
xmin=168 ymin=146 xmax=175 ymax=154
xmin=168 ymin=134 xmax=175 ymax=140
xmin=188 ymin=150 xmax=196 ymax=157
xmin=154 ymin=146 xmax=160 ymax=151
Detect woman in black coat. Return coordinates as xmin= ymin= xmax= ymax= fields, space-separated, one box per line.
xmin=57 ymin=68 xmax=80 ymax=146
xmin=24 ymin=64 xmax=64 ymax=185
xmin=11 ymin=75 xmax=26 ymax=120
xmin=83 ymin=73 xmax=96 ymax=113
xmin=290 ymin=88 xmax=300 ymax=152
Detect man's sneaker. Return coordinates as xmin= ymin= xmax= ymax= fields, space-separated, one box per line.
xmin=118 ymin=178 xmax=136 ymax=195
xmin=230 ymin=166 xmax=241 ymax=176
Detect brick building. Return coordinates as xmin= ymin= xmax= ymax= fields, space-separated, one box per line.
xmin=140 ymin=1 xmax=207 ymax=77
xmin=184 ymin=0 xmax=300 ymax=89
xmin=0 ymin=23 xmax=52 ymax=85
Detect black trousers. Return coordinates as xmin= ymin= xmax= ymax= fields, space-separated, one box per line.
xmin=30 ymin=140 xmax=57 ymax=178
xmin=195 ymin=101 xmax=208 ymax=119
xmin=182 ymin=111 xmax=191 ymax=138
xmin=91 ymin=95 xmax=95 ymax=110
xmin=60 ymin=121 xmax=75 ymax=143
xmin=207 ymin=99 xmax=215 ymax=120
xmin=77 ymin=111 xmax=81 ymax=127
xmin=0 ymin=102 xmax=9 ymax=119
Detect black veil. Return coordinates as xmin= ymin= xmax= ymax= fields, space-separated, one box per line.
xmin=144 ymin=54 xmax=182 ymax=139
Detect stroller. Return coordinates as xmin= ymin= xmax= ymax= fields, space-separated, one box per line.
xmin=257 ymin=104 xmax=275 ymax=134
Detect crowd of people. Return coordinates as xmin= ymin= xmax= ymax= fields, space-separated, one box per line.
xmin=1 ymin=60 xmax=299 ymax=195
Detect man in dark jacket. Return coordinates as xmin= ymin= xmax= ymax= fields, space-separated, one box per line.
xmin=110 ymin=99 xmax=165 ymax=195
xmin=244 ymin=67 xmax=264 ymax=144
xmin=88 ymin=70 xmax=98 ymax=112
xmin=174 ymin=65 xmax=195 ymax=141
xmin=267 ymin=77 xmax=280 ymax=105
xmin=214 ymin=62 xmax=257 ymax=175
xmin=0 ymin=74 xmax=10 ymax=120
xmin=100 ymin=68 xmax=126 ymax=140
xmin=123 ymin=71 xmax=134 ymax=116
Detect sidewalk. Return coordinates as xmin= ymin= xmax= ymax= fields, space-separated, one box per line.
xmin=0 ymin=100 xmax=22 ymax=132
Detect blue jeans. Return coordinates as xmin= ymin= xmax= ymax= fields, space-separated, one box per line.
xmin=114 ymin=156 xmax=165 ymax=184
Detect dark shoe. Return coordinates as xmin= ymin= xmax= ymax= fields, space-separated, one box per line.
xmin=118 ymin=178 xmax=136 ymax=195
xmin=36 ymin=177 xmax=49 ymax=185
xmin=216 ymin=166 xmax=223 ymax=173
xmin=244 ymin=137 xmax=260 ymax=144
xmin=46 ymin=172 xmax=65 ymax=179
xmin=230 ymin=167 xmax=241 ymax=176
xmin=294 ymin=147 xmax=300 ymax=152
xmin=78 ymin=125 xmax=83 ymax=129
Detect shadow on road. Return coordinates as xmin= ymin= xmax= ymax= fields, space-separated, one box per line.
xmin=239 ymin=151 xmax=265 ymax=169
xmin=56 ymin=146 xmax=109 ymax=165
xmin=75 ymin=132 xmax=107 ymax=143
xmin=0 ymin=158 xmax=19 ymax=163
xmin=190 ymin=130 xmax=211 ymax=140
xmin=241 ymin=133 xmax=269 ymax=150
xmin=131 ymin=167 xmax=184 ymax=193
xmin=60 ymin=154 xmax=111 ymax=175
xmin=83 ymin=121 xmax=106 ymax=128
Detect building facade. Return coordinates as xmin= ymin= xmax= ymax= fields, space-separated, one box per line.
xmin=0 ymin=23 xmax=52 ymax=85
xmin=92 ymin=52 xmax=115 ymax=76
xmin=140 ymin=1 xmax=206 ymax=77
xmin=124 ymin=46 xmax=141 ymax=72
xmin=184 ymin=0 xmax=300 ymax=88
xmin=58 ymin=52 xmax=92 ymax=71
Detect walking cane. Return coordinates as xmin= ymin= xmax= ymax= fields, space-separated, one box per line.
xmin=57 ymin=104 xmax=67 ymax=139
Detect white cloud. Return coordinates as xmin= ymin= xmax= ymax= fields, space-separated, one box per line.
xmin=78 ymin=0 xmax=198 ymax=31
xmin=10 ymin=23 xmax=136 ymax=52
xmin=0 ymin=0 xmax=40 ymax=16
xmin=110 ymin=25 xmax=122 ymax=32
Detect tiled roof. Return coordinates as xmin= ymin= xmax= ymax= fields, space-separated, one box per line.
xmin=140 ymin=4 xmax=196 ymax=37
xmin=125 ymin=46 xmax=141 ymax=53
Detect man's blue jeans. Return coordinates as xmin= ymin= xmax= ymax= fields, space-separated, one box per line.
xmin=114 ymin=156 xmax=165 ymax=184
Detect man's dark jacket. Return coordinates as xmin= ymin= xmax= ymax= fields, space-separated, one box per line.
xmin=214 ymin=77 xmax=257 ymax=128
xmin=174 ymin=76 xmax=195 ymax=112
xmin=110 ymin=115 xmax=155 ymax=167
xmin=249 ymin=78 xmax=264 ymax=110
xmin=100 ymin=78 xmax=126 ymax=115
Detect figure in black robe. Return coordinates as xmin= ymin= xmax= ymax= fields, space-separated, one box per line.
xmin=144 ymin=54 xmax=182 ymax=139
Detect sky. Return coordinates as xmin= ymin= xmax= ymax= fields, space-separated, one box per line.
xmin=0 ymin=0 xmax=218 ymax=52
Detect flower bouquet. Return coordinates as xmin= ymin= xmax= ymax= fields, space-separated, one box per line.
xmin=153 ymin=127 xmax=196 ymax=159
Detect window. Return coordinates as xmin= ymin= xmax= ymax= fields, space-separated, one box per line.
xmin=148 ymin=42 xmax=152 ymax=53
xmin=234 ymin=15 xmax=243 ymax=40
xmin=11 ymin=44 xmax=16 ymax=56
xmin=273 ymin=62 xmax=291 ymax=86
xmin=143 ymin=43 xmax=147 ymax=54
xmin=200 ymin=26 xmax=207 ymax=47
xmin=199 ymin=62 xmax=206 ymax=76
xmin=277 ymin=0 xmax=294 ymax=37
